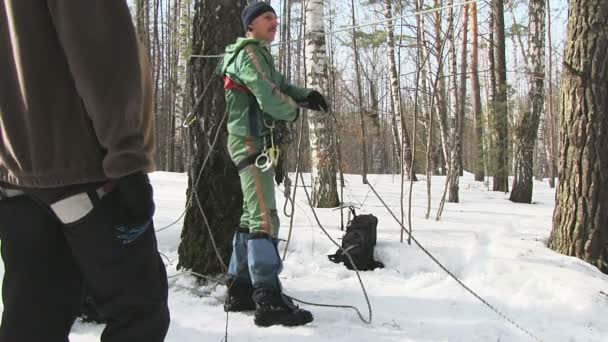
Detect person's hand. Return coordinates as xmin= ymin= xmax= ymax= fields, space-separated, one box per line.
xmin=297 ymin=91 xmax=329 ymax=112
xmin=112 ymin=172 xmax=155 ymax=243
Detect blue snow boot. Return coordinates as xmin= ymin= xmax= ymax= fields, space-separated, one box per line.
xmin=225 ymin=228 xmax=255 ymax=312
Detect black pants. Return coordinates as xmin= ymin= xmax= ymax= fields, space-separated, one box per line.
xmin=0 ymin=191 xmax=169 ymax=342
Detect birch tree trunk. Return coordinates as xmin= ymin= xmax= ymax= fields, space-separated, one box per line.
xmin=434 ymin=0 xmax=450 ymax=174
xmin=305 ymin=0 xmax=339 ymax=207
xmin=510 ymin=0 xmax=545 ymax=203
xmin=449 ymin=4 xmax=469 ymax=203
xmin=384 ymin=0 xmax=403 ymax=172
xmin=384 ymin=0 xmax=416 ymax=180
xmin=549 ymin=0 xmax=608 ymax=274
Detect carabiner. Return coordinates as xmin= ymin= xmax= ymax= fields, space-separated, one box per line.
xmin=182 ymin=112 xmax=197 ymax=128
xmin=266 ymin=146 xmax=280 ymax=167
xmin=264 ymin=119 xmax=276 ymax=129
xmin=255 ymin=152 xmax=273 ymax=172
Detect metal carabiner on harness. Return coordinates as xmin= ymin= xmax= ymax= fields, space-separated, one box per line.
xmin=255 ymin=120 xmax=280 ymax=172
xmin=255 ymin=151 xmax=273 ymax=172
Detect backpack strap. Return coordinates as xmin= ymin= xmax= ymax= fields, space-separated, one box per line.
xmin=223 ymin=75 xmax=251 ymax=94
xmin=223 ymin=74 xmax=263 ymax=137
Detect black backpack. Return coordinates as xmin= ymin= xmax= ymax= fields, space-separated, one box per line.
xmin=328 ymin=207 xmax=384 ymax=271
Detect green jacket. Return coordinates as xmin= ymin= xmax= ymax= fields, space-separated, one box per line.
xmin=220 ymin=38 xmax=311 ymax=137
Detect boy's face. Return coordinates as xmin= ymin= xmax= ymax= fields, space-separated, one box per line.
xmin=248 ymin=11 xmax=278 ymax=43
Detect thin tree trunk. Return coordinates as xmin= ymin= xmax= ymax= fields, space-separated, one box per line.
xmin=449 ymin=3 xmax=469 ymax=203
xmin=135 ymin=0 xmax=149 ymax=49
xmin=508 ymin=6 xmax=527 ymax=63
xmin=168 ymin=0 xmax=181 ymax=171
xmin=153 ymin=0 xmax=162 ymax=168
xmin=285 ymin=0 xmax=292 ymax=82
xmin=351 ymin=0 xmax=369 ymax=183
xmin=545 ymin=0 xmax=556 ymax=188
xmin=471 ymin=2 xmax=485 ymax=181
xmin=162 ymin=0 xmax=170 ymax=170
xmin=510 ymin=0 xmax=545 ymax=203
xmin=492 ymin=0 xmax=509 ymax=192
xmin=384 ymin=0 xmax=403 ymax=173
xmin=434 ymin=0 xmax=450 ymax=174
xmin=488 ymin=8 xmax=497 ymax=182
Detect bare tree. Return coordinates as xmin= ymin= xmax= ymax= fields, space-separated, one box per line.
xmin=135 ymin=0 xmax=150 ymax=50
xmin=383 ymin=0 xmax=417 ymax=181
xmin=384 ymin=0 xmax=404 ymax=172
xmin=545 ymin=0 xmax=556 ymax=188
xmin=510 ymin=0 xmax=545 ymax=203
xmin=470 ymin=1 xmax=485 ymax=182
xmin=433 ymin=0 xmax=451 ymax=174
xmin=448 ymin=3 xmax=468 ymax=203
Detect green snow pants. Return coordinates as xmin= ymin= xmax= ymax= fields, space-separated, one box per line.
xmin=228 ymin=135 xmax=280 ymax=238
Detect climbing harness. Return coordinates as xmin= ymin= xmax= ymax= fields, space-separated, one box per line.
xmin=223 ymin=75 xmax=281 ymax=173
xmin=254 ymin=120 xmax=280 ymax=172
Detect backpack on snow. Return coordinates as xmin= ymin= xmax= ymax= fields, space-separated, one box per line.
xmin=328 ymin=207 xmax=384 ymax=271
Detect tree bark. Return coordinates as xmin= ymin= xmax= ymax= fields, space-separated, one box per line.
xmin=305 ymin=0 xmax=339 ymax=207
xmin=471 ymin=2 xmax=485 ymax=182
xmin=384 ymin=0 xmax=403 ymax=173
xmin=434 ymin=0 xmax=450 ymax=175
xmin=545 ymin=0 xmax=556 ymax=188
xmin=152 ymin=0 xmax=162 ymax=168
xmin=510 ymin=0 xmax=545 ymax=203
xmin=177 ymin=0 xmax=246 ymax=275
xmin=449 ymin=4 xmax=468 ymax=203
xmin=135 ymin=0 xmax=150 ymax=50
xmin=549 ymin=0 xmax=608 ymax=274
xmin=492 ymin=0 xmax=509 ymax=192
xmin=384 ymin=0 xmax=416 ymax=181
xmin=350 ymin=0 xmax=370 ymax=184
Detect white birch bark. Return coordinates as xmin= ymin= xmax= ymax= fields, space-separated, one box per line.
xmin=305 ymin=0 xmax=338 ymax=207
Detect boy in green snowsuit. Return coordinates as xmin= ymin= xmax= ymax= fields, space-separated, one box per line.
xmin=219 ymin=2 xmax=328 ymax=327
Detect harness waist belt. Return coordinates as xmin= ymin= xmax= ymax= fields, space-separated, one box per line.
xmin=235 ymin=152 xmax=263 ymax=172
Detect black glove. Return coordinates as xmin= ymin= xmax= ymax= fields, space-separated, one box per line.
xmin=274 ymin=153 xmax=285 ymax=186
xmin=298 ymin=91 xmax=329 ymax=112
xmin=114 ymin=172 xmax=155 ymax=228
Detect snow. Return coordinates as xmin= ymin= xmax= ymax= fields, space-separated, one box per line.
xmin=3 ymin=171 xmax=608 ymax=341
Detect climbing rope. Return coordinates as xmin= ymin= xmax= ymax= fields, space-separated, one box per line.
xmin=366 ymin=182 xmax=544 ymax=342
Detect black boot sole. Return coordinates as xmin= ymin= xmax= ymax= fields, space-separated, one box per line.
xmin=224 ymin=302 xmax=256 ymax=312
xmin=254 ymin=311 xmax=313 ymax=327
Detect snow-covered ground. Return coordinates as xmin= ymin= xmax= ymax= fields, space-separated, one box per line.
xmin=4 ymin=172 xmax=608 ymax=341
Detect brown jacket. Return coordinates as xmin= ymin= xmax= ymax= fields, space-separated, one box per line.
xmin=0 ymin=0 xmax=155 ymax=189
